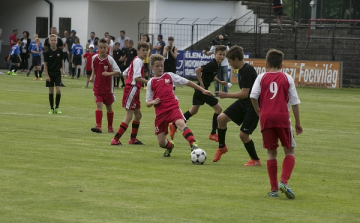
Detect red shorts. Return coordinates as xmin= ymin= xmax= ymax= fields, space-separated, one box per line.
xmin=154 ymin=108 xmax=185 ymax=135
xmin=94 ymin=92 xmax=115 ymax=106
xmin=261 ymin=127 xmax=295 ymax=150
xmin=122 ymin=85 xmax=140 ymax=110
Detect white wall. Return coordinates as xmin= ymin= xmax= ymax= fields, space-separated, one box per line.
xmin=88 ymin=1 xmax=149 ymax=42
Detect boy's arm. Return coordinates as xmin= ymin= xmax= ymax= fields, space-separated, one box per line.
xmin=44 ymin=62 xmax=50 ymax=82
xmin=170 ymin=46 xmax=178 ymax=58
xmin=195 ymin=67 xmax=204 ymax=88
xmin=89 ymin=70 xmax=95 ymax=83
xmin=61 ymin=58 xmax=65 ymax=76
xmin=217 ymin=88 xmax=250 ymax=99
xmin=291 ymin=104 xmax=303 ymax=135
xmin=213 ymin=76 xmax=227 ymax=86
xmin=251 ymin=98 xmax=260 ymax=116
xmin=134 ymin=77 xmax=148 ymax=84
xmin=186 ymin=80 xmax=211 ymax=96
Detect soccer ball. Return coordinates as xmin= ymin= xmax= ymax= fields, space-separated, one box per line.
xmin=190 ymin=148 xmax=207 ymax=165
xmin=227 ymin=82 xmax=232 ymax=89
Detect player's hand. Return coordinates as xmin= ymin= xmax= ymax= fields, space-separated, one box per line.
xmin=46 ymin=76 xmax=50 ymax=82
xmin=200 ymin=84 xmax=205 ymax=89
xmin=202 ymin=90 xmax=212 ymax=96
xmin=153 ymin=98 xmax=161 ymax=105
xmin=220 ymin=81 xmax=227 ymax=85
xmin=102 ymin=72 xmax=110 ymax=76
xmin=202 ymin=50 xmax=206 ymax=54
xmin=89 ymin=77 xmax=94 ymax=83
xmin=215 ymin=91 xmax=227 ymax=99
xmin=295 ymin=124 xmax=303 ymax=135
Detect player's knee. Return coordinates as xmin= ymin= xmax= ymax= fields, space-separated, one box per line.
xmin=239 ymin=132 xmax=250 ymax=143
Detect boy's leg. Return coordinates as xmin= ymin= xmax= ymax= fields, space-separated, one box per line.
xmin=112 ymin=109 xmax=134 ymax=144
xmin=175 ymin=119 xmax=197 ymax=150
xmin=184 ymin=105 xmax=200 ymax=121
xmin=71 ymin=64 xmax=76 ymax=79
xmin=129 ymin=108 xmax=143 ymax=144
xmin=39 ymin=64 xmax=43 ymax=78
xmin=92 ymin=102 xmax=103 ymax=133
xmin=106 ymin=104 xmax=114 ymax=133
xmin=209 ymin=103 xmax=222 ymax=141
xmin=77 ymin=66 xmax=81 ymax=79
xmin=48 ymin=86 xmax=55 ymax=113
xmin=213 ymin=113 xmax=231 ymax=162
xmin=267 ymin=149 xmax=278 ymax=193
xmin=157 ymin=132 xmax=174 ymax=157
xmin=281 ymin=147 xmax=295 ymax=184
xmin=55 ymin=86 xmax=62 ymax=110
xmin=241 ymin=131 xmax=261 ymax=166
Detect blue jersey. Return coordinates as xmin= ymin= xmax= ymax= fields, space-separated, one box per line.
xmin=28 ymin=41 xmax=42 ymax=52
xmin=30 ymin=44 xmax=43 ymax=57
xmin=71 ymin=44 xmax=83 ymax=55
xmin=94 ymin=47 xmax=98 ymax=53
xmin=10 ymin=45 xmax=20 ymax=56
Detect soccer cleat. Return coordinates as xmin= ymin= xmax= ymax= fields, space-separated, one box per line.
xmin=213 ymin=145 xmax=228 ymax=162
xmin=11 ymin=72 xmax=17 ymax=76
xmin=268 ymin=191 xmax=279 ymax=197
xmin=129 ymin=139 xmax=144 ymax=145
xmin=279 ymin=182 xmax=295 ymax=199
xmin=163 ymin=141 xmax=175 ymax=157
xmin=111 ymin=138 xmax=122 ymax=145
xmin=33 ymin=78 xmax=38 ymax=81
xmin=108 ymin=126 xmax=114 ymax=133
xmin=26 ymin=71 xmax=30 ymax=76
xmin=55 ymin=108 xmax=62 ymax=114
xmin=169 ymin=123 xmax=177 ymax=140
xmin=48 ymin=109 xmax=54 ymax=114
xmin=191 ymin=142 xmax=199 ymax=151
xmin=91 ymin=126 xmax=102 ymax=133
xmin=209 ymin=133 xmax=219 ymax=142
xmin=7 ymin=71 xmax=11 ymax=75
xmin=39 ymin=78 xmax=42 ymax=80
xmin=244 ymin=159 xmax=261 ymax=166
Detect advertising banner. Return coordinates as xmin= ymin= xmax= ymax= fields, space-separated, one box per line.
xmin=231 ymin=59 xmax=342 ymax=89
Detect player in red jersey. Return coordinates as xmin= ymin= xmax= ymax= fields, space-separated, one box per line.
xmin=110 ymin=41 xmax=149 ymax=145
xmin=83 ymin=44 xmax=96 ymax=88
xmin=146 ymin=54 xmax=212 ymax=157
xmin=250 ymin=49 xmax=303 ymax=199
xmin=89 ymin=38 xmax=120 ymax=133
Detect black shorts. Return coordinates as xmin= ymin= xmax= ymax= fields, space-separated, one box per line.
xmin=10 ymin=55 xmax=19 ymax=63
xmin=32 ymin=56 xmax=41 ymax=66
xmin=192 ymin=89 xmax=218 ymax=107
xmin=144 ymin=63 xmax=149 ymax=72
xmin=274 ymin=6 xmax=283 ymax=16
xmin=86 ymin=70 xmax=92 ymax=76
xmin=72 ymin=55 xmax=82 ymax=66
xmin=46 ymin=72 xmax=62 ymax=87
xmin=63 ymin=52 xmax=68 ymax=62
xmin=223 ymin=99 xmax=259 ymax=134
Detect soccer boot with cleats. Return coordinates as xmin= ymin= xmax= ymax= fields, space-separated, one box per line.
xmin=268 ymin=190 xmax=279 ymax=197
xmin=191 ymin=142 xmax=199 ymax=152
xmin=169 ymin=123 xmax=177 ymax=140
xmin=129 ymin=139 xmax=144 ymax=145
xmin=111 ymin=138 xmax=122 ymax=145
xmin=279 ymin=182 xmax=295 ymax=199
xmin=7 ymin=71 xmax=11 ymax=75
xmin=108 ymin=126 xmax=114 ymax=133
xmin=213 ymin=145 xmax=228 ymax=162
xmin=11 ymin=72 xmax=17 ymax=76
xmin=209 ymin=133 xmax=218 ymax=142
xmin=48 ymin=109 xmax=54 ymax=114
xmin=244 ymin=159 xmax=261 ymax=166
xmin=91 ymin=126 xmax=102 ymax=133
xmin=55 ymin=108 xmax=62 ymax=114
xmin=163 ymin=141 xmax=175 ymax=157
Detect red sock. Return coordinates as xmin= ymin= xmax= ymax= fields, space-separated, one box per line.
xmin=182 ymin=128 xmax=196 ymax=147
xmin=95 ymin=110 xmax=103 ymax=128
xmin=281 ymin=155 xmax=295 ymax=184
xmin=131 ymin=121 xmax=140 ymax=140
xmin=114 ymin=122 xmax=128 ymax=140
xmin=107 ymin=111 xmax=114 ymax=128
xmin=267 ymin=159 xmax=278 ymax=191
xmin=166 ymin=140 xmax=173 ymax=150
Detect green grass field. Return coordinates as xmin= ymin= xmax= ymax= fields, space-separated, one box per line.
xmin=0 ymin=72 xmax=359 ymax=223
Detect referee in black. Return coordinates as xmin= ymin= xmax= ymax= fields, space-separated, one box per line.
xmin=44 ymin=34 xmax=65 ymax=114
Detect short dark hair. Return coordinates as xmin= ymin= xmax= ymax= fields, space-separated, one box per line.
xmin=168 ymin=36 xmax=174 ymax=41
xmin=226 ymin=45 xmax=244 ymax=61
xmin=266 ymin=49 xmax=284 ymax=69
xmin=137 ymin=41 xmax=149 ymax=50
xmin=13 ymin=29 xmax=18 ymax=33
xmin=215 ymin=45 xmax=227 ymax=54
xmin=120 ymin=30 xmax=125 ymax=34
xmin=23 ymin=31 xmax=30 ymax=37
xmin=91 ymin=31 xmax=95 ymax=35
xmin=99 ymin=38 xmax=108 ymax=44
xmin=141 ymin=34 xmax=150 ymax=43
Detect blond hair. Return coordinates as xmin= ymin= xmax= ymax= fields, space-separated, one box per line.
xmin=150 ymin=54 xmax=164 ymax=66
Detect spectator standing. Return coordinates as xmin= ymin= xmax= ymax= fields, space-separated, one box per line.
xmin=20 ymin=31 xmax=31 ymax=72
xmin=30 ymin=38 xmax=43 ymax=80
xmin=43 ymin=27 xmax=63 ymax=51
xmin=88 ymin=31 xmax=99 ymax=45
xmin=83 ymin=44 xmax=95 ymax=88
xmin=27 ymin=34 xmax=41 ymax=76
xmin=163 ymin=36 xmax=177 ymax=73
xmin=273 ymin=0 xmax=284 ymax=29
xmin=62 ymin=31 xmax=69 ymax=76
xmin=112 ymin=42 xmax=122 ymax=88
xmin=71 ymin=37 xmax=83 ymax=79
xmin=116 ymin=30 xmax=129 ymax=50
xmin=153 ymin=34 xmax=165 ymax=55
xmin=66 ymin=30 xmax=77 ymax=76
xmin=9 ymin=29 xmax=18 ymax=70
xmin=125 ymin=40 xmax=137 ymax=70
xmin=141 ymin=34 xmax=151 ymax=88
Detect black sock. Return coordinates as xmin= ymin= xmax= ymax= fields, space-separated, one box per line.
xmin=9 ymin=65 xmax=13 ymax=71
xmin=72 ymin=68 xmax=75 ymax=77
xmin=211 ymin=113 xmax=219 ymax=134
xmin=244 ymin=140 xmax=259 ymax=160
xmin=55 ymin=94 xmax=61 ymax=109
xmin=29 ymin=65 xmax=34 ymax=72
xmin=218 ymin=128 xmax=227 ymax=148
xmin=35 ymin=71 xmax=39 ymax=78
xmin=77 ymin=68 xmax=81 ymax=78
xmin=39 ymin=65 xmax=43 ymax=77
xmin=13 ymin=65 xmax=18 ymax=72
xmin=183 ymin=111 xmax=193 ymax=121
xmin=120 ymin=76 xmax=125 ymax=86
xmin=49 ymin=93 xmax=54 ymax=109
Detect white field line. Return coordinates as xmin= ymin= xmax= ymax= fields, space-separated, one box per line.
xmin=1 ymin=112 xmax=359 ymax=135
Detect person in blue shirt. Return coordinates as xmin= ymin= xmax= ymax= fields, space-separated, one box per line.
xmin=71 ymin=37 xmax=83 ymax=79
xmin=30 ymin=38 xmax=43 ymax=80
xmin=7 ymin=40 xmax=22 ymax=75
xmin=27 ymin=34 xmax=42 ymax=77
